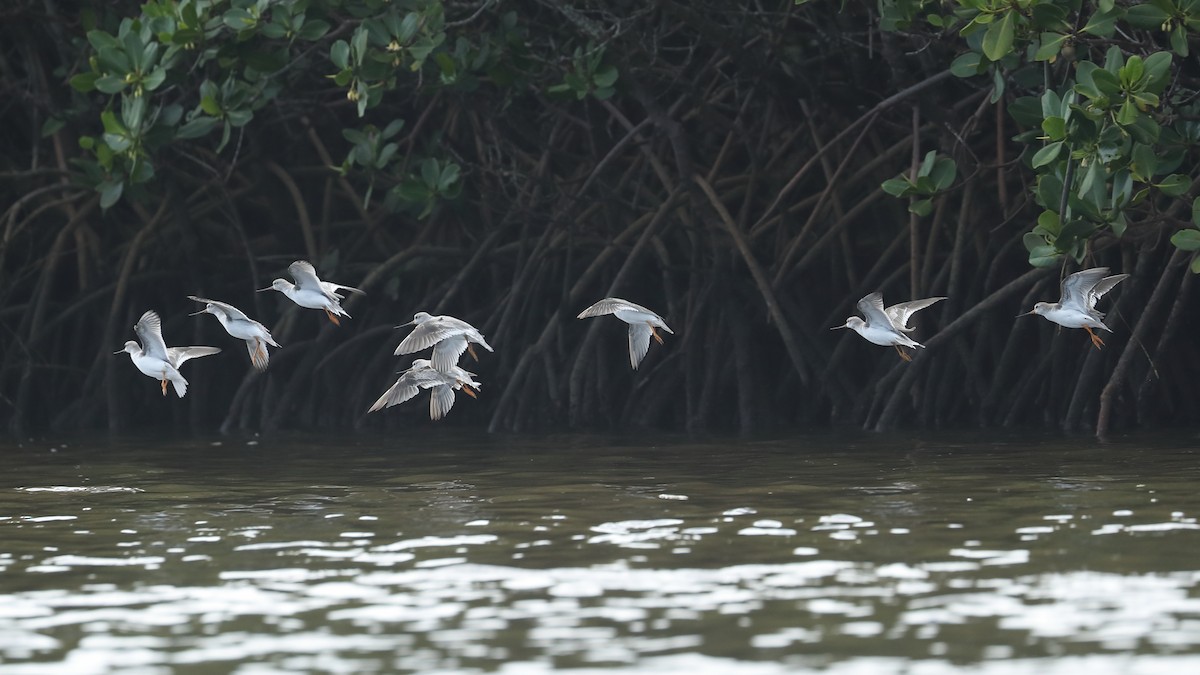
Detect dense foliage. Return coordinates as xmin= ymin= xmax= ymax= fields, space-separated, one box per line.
xmin=1 ymin=0 xmax=1197 ymax=437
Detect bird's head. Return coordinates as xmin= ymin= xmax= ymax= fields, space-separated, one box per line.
xmin=396 ymin=311 xmax=433 ymax=329
xmin=1017 ymin=302 xmax=1051 ymax=318
xmin=114 ymin=340 xmax=139 ymax=355
xmin=256 ymin=279 xmax=291 ymax=293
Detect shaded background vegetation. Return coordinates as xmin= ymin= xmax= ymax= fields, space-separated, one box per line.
xmin=2 ymin=0 xmax=1198 ymax=437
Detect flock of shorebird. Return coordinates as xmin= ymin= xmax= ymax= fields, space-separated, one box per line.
xmin=117 ymin=261 xmax=1129 ymax=420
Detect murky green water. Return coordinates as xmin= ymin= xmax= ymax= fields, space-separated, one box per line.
xmin=2 ymin=431 xmax=1199 ymax=673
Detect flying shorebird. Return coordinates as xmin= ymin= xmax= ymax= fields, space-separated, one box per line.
xmin=187 ymin=296 xmax=280 ymax=371
xmin=115 ymin=310 xmax=221 ymax=397
xmin=1019 ymin=267 xmax=1129 ymax=349
xmin=832 ymin=292 xmax=947 ymax=361
xmin=258 ymin=260 xmax=364 ymax=326
xmin=394 ymin=312 xmax=493 ymax=373
xmin=367 ymin=359 xmax=481 ymax=420
xmin=576 ymin=297 xmax=674 ymax=369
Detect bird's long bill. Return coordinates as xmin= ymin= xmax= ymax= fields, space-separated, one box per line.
xmin=187 ymin=309 xmax=206 ymax=316
xmin=112 ymin=349 xmax=124 ymax=355
xmin=393 ymin=320 xmax=417 ymax=329
xmin=255 ymin=286 xmax=272 ymax=292
xmin=1015 ymin=310 xmax=1035 ymax=318
xmin=830 ymin=325 xmax=848 ymax=330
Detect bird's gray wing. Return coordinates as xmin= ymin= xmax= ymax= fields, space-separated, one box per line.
xmin=627 ymin=322 xmax=653 ymax=369
xmin=187 ymin=296 xmax=252 ymax=322
xmin=395 ymin=318 xmax=465 ymax=355
xmin=166 ymin=346 xmax=221 ymax=368
xmin=1060 ymin=268 xmax=1109 ymax=310
xmin=856 ymin=293 xmax=891 ymax=329
xmin=134 ymin=310 xmax=169 ymax=361
xmin=367 ymin=371 xmax=426 ymax=413
xmin=429 ymin=384 xmax=456 ymax=420
xmin=1088 ymin=273 xmax=1129 ymax=308
xmin=246 ymin=338 xmax=269 ymax=371
xmin=885 ymin=297 xmax=947 ymax=332
xmin=288 ymin=260 xmax=339 ymax=301
xmin=578 ymin=297 xmax=639 ymax=319
xmin=288 ymin=260 xmax=322 ymax=288
xmin=431 ymin=335 xmax=469 ymax=373
xmin=320 ymin=281 xmax=365 ymax=297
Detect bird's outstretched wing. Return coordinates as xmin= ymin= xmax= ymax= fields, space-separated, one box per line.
xmin=288 ymin=260 xmax=322 ymax=288
xmin=431 ymin=335 xmax=469 ymax=373
xmin=627 ymin=323 xmax=653 ymax=369
xmin=188 ymin=296 xmax=253 ymax=322
xmin=395 ymin=317 xmax=465 ymax=354
xmin=856 ymin=293 xmax=891 ymax=329
xmin=1060 ymin=267 xmax=1110 ymax=311
xmin=367 ymin=362 xmax=448 ymax=412
xmin=320 ymin=281 xmax=365 ymax=298
xmin=578 ymin=297 xmax=652 ymax=319
xmin=1088 ymin=273 xmax=1129 ymax=309
xmin=166 ymin=346 xmax=221 ymax=368
xmin=134 ymin=310 xmax=169 ymax=361
xmin=288 ymin=260 xmax=340 ymax=302
xmin=368 ymin=373 xmax=423 ymax=413
xmin=885 ymin=297 xmax=947 ymax=332
xmin=245 ymin=339 xmax=269 ymax=371
xmin=429 ymin=384 xmax=456 ymax=420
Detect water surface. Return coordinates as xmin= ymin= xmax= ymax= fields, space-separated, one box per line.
xmin=2 ymin=431 xmax=1199 ymax=673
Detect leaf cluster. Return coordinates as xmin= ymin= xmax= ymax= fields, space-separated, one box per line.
xmin=881 ymin=151 xmax=958 ymax=217
xmin=65 ymin=0 xmax=520 ymax=219
xmin=881 ymin=0 xmax=1200 ymax=271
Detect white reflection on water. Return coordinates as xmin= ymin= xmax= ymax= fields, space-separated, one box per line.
xmin=17 ymin=486 xmax=144 ymax=494
xmin=3 ymin=436 xmax=1200 ymax=673
xmin=3 ymin=551 xmax=1200 ymax=672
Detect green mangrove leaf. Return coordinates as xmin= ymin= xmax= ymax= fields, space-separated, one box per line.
xmin=1034 ymin=32 xmax=1067 ymax=61
xmin=909 ymin=198 xmax=933 ymax=217
xmin=99 ymin=179 xmax=124 ymax=209
xmin=1032 ymin=141 xmax=1063 ymax=168
xmin=881 ymin=177 xmax=912 ymax=197
xmin=1170 ymin=229 xmax=1200 ymax=251
xmin=982 ymin=10 xmax=1016 ymax=62
xmin=950 ymin=52 xmax=982 ymax=77
xmin=1157 ymin=173 xmax=1190 ymax=197
xmin=1125 ymin=4 xmax=1170 ymax=29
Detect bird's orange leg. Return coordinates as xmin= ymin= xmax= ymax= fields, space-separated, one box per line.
xmin=160 ymin=377 xmax=168 ymax=396
xmin=461 ymin=383 xmax=478 ymax=398
xmin=324 ymin=308 xmax=341 ymax=326
xmin=467 ymin=343 xmax=479 ymax=361
xmin=895 ymin=345 xmax=912 ymax=362
xmin=650 ymin=324 xmax=664 ymax=345
xmin=1085 ymin=327 xmax=1104 ymax=349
